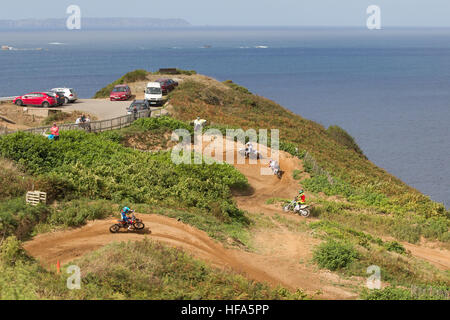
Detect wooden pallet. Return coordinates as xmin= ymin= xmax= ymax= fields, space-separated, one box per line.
xmin=26 ymin=191 xmax=47 ymax=206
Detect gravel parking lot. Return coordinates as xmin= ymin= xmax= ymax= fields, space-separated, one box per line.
xmin=61 ymin=99 xmax=131 ymax=120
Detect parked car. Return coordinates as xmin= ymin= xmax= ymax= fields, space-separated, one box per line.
xmin=110 ymin=84 xmax=131 ymax=101
xmin=45 ymin=91 xmax=65 ymax=106
xmin=126 ymin=100 xmax=150 ymax=114
xmin=50 ymin=88 xmax=78 ymax=104
xmin=156 ymin=78 xmax=175 ymax=94
xmin=167 ymin=79 xmax=178 ymax=88
xmin=144 ymin=82 xmax=163 ymax=106
xmin=13 ymin=92 xmax=58 ymax=108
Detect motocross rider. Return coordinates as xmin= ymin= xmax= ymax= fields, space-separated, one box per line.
xmin=245 ymin=142 xmax=254 ymax=157
xmin=269 ymin=158 xmax=280 ymax=174
xmin=121 ymin=206 xmax=135 ymax=231
xmin=295 ymin=190 xmax=306 ymax=211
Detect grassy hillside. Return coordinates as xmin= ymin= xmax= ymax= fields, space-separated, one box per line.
xmin=0 ymin=236 xmax=306 ymax=300
xmin=167 ymin=79 xmax=449 ymax=243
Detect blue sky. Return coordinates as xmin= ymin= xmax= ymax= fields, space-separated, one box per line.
xmin=2 ymin=0 xmax=450 ymax=27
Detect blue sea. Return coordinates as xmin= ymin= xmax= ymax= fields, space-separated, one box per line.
xmin=0 ymin=27 xmax=449 ymax=208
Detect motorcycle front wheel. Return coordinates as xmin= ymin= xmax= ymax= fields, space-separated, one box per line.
xmin=134 ymin=222 xmax=145 ymax=230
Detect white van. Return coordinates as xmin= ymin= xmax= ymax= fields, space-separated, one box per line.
xmin=144 ymin=82 xmax=163 ymax=106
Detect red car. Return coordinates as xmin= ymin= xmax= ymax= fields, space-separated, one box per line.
xmin=156 ymin=78 xmax=175 ymax=94
xmin=110 ymin=84 xmax=132 ymax=101
xmin=13 ymin=92 xmax=58 ymax=108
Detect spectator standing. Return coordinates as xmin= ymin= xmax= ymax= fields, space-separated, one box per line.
xmin=85 ymin=116 xmax=92 ymax=133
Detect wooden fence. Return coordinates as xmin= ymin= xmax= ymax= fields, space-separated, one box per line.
xmin=0 ymin=108 xmax=165 ymax=136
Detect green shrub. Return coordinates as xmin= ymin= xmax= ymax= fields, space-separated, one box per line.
xmin=293 ymin=170 xmax=303 ymax=180
xmin=131 ymin=116 xmax=192 ymax=133
xmin=303 ymin=175 xmax=354 ymax=198
xmin=0 ymin=236 xmax=31 ymax=266
xmin=313 ymin=240 xmax=359 ymax=271
xmin=45 ymin=200 xmax=114 ymax=228
xmin=175 ymin=69 xmax=197 ymax=75
xmin=361 ymin=287 xmax=413 ymax=300
xmin=42 ymin=112 xmax=73 ymax=126
xmin=0 ymin=198 xmax=51 ymax=240
xmin=279 ymin=141 xmax=305 ymax=158
xmin=223 ymin=80 xmax=252 ymax=94
xmin=327 ymin=125 xmax=365 ymax=157
xmin=384 ymin=241 xmax=406 ymax=254
xmin=361 ymin=285 xmax=450 ymax=300
xmin=0 ymin=129 xmax=248 ymax=219
xmin=0 ymin=158 xmax=33 ymax=200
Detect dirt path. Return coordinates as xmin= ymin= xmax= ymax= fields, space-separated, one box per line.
xmin=24 ymin=214 xmax=281 ymax=287
xmin=402 ymin=242 xmax=450 ymax=271
xmin=22 ymin=137 xmax=448 ymax=300
xmin=24 ymin=213 xmax=358 ymax=299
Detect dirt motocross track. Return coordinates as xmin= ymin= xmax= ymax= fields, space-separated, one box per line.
xmin=23 ymin=138 xmax=450 ymax=299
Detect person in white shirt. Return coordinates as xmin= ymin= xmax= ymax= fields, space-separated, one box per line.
xmin=193 ymin=116 xmax=206 ymax=132
xmin=269 ymin=158 xmax=280 ymax=174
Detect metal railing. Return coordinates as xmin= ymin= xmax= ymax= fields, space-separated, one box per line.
xmin=0 ymin=108 xmax=165 ymax=136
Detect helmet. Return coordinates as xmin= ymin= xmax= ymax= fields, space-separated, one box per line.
xmin=298 ymin=189 xmax=304 ymax=195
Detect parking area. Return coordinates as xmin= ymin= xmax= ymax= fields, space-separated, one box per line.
xmin=58 ymin=99 xmax=131 ymax=120
xmin=58 ymin=98 xmax=167 ymax=120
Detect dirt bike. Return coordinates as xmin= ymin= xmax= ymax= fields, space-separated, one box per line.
xmin=238 ymin=148 xmax=262 ymax=160
xmin=272 ymin=166 xmax=283 ymax=179
xmin=283 ymin=200 xmax=311 ymax=217
xmin=109 ymin=214 xmax=145 ymax=233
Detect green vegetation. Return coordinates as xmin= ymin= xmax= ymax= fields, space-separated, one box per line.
xmin=152 ymin=69 xmax=197 ymax=76
xmin=223 ymin=80 xmax=252 ymax=94
xmin=100 ymin=116 xmax=193 ymax=148
xmin=326 ymin=125 xmax=365 ymax=158
xmin=42 ymin=112 xmax=72 ymax=126
xmin=42 ymin=111 xmax=95 ymax=126
xmin=361 ymin=285 xmax=450 ymax=300
xmin=310 ymin=199 xmax=450 ymax=244
xmin=168 ymin=79 xmax=448 ymax=220
xmin=292 ymin=170 xmax=303 ymax=180
xmin=0 ymin=158 xmax=33 ymax=200
xmin=0 ymin=237 xmax=307 ymax=300
xmin=93 ymin=69 xmax=149 ymax=98
xmin=313 ymin=239 xmax=359 ymax=271
xmin=0 ymin=198 xmax=116 ymax=240
xmin=308 ymin=217 xmax=449 ymax=288
xmin=0 ymin=130 xmax=247 ymax=219
xmin=174 ymin=69 xmax=197 ymax=75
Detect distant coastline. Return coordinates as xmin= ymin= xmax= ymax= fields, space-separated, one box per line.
xmin=0 ymin=17 xmax=191 ymax=30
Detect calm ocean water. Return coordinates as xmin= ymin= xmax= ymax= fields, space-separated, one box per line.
xmin=0 ymin=28 xmax=449 ymax=207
